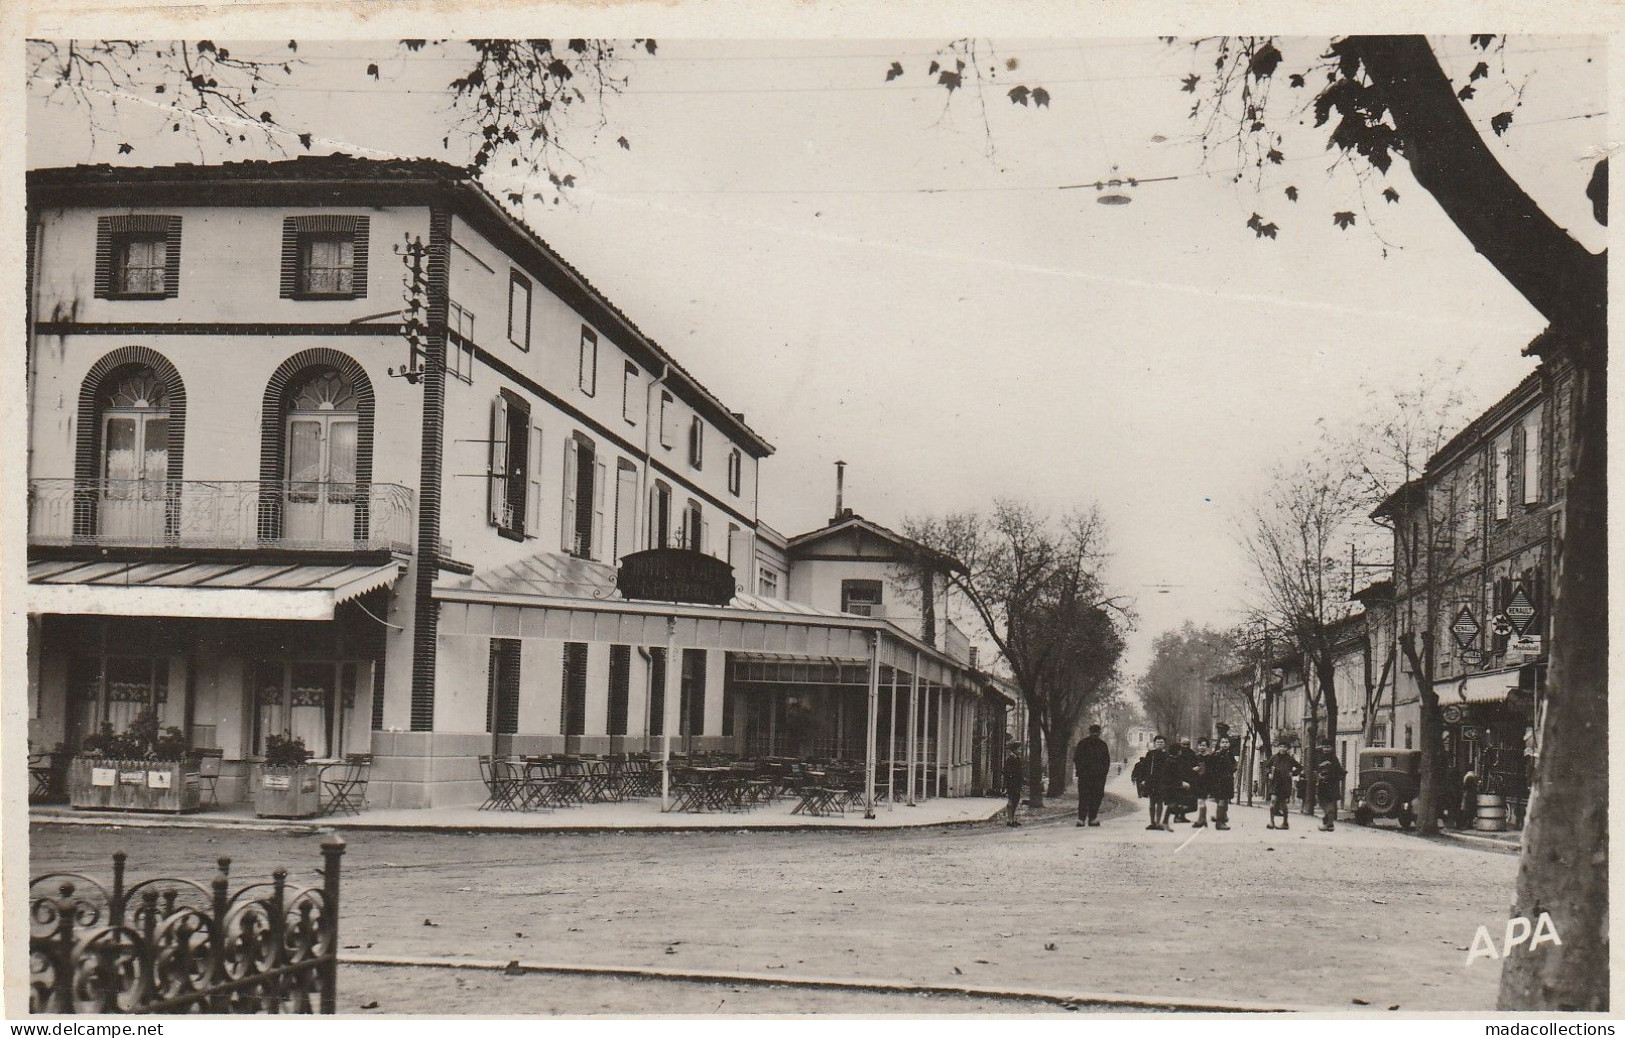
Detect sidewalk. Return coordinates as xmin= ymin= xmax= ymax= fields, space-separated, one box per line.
xmin=30 ymin=794 xmax=1010 ymax=834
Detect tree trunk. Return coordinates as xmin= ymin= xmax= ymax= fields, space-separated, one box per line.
xmin=1356 ymin=36 xmax=1605 ymax=338
xmin=1401 ymin=632 xmax=1445 ymax=835
xmin=1025 ymin=701 xmax=1046 ymax=809
xmin=1499 ymin=351 xmax=1608 ymax=1010
xmin=1046 ymin=746 xmax=1071 ymax=797
xmin=1316 ymin=652 xmax=1339 ymax=810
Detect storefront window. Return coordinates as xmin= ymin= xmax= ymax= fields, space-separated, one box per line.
xmin=69 ymin=654 xmax=175 ymax=749
xmin=253 ymin=659 xmax=366 ymax=759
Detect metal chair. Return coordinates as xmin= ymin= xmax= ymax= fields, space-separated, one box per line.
xmin=319 ymin=754 xmax=372 ymax=816
xmin=478 ymin=754 xmax=521 ymax=811
xmin=195 ymin=748 xmax=225 ymax=808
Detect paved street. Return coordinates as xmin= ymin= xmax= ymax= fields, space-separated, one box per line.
xmin=30 ymin=775 xmax=1519 ymax=1014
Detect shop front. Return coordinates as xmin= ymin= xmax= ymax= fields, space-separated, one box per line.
xmin=1439 ymin=666 xmax=1540 ymax=829
xmin=27 ymin=559 xmax=399 ymax=807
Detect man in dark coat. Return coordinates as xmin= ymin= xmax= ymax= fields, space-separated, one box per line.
xmin=1169 ymin=738 xmax=1199 ymax=822
xmin=1002 ymin=742 xmax=1025 ymax=827
xmin=1073 ymin=724 xmax=1112 ymax=827
xmin=1315 ymin=740 xmax=1347 ymax=831
xmin=1266 ymin=747 xmax=1301 ymax=830
xmin=1139 ymin=736 xmax=1174 ymax=830
xmin=1191 ymin=737 xmax=1213 ymax=827
xmin=1205 ymin=736 xmax=1238 ymax=830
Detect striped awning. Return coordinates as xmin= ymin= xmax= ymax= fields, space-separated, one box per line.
xmin=26 ymin=559 xmax=402 ymax=620
xmin=1443 ymin=670 xmax=1521 ymax=705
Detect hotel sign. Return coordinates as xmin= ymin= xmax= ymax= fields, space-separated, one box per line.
xmin=617 ymin=549 xmax=737 ymax=606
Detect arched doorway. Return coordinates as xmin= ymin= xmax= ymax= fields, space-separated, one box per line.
xmin=281 ymin=366 xmax=359 ymax=544
xmin=95 ymin=365 xmax=171 ymax=539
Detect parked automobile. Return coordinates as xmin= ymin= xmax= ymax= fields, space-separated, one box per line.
xmin=1352 ymin=747 xmax=1420 ymax=829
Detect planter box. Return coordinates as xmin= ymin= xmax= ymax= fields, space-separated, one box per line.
xmin=254 ymin=764 xmax=323 ymax=818
xmin=68 ymin=757 xmax=202 ymax=813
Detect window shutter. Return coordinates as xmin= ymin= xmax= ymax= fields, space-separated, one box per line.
xmin=593 ymin=460 xmax=607 ymax=560
xmin=488 ymin=395 xmax=509 ymax=528
xmin=1523 ymin=416 xmax=1541 ymax=504
xmin=280 ymin=218 xmax=300 ymax=298
xmin=163 ymin=216 xmax=182 ymax=298
xmin=702 ymin=517 xmax=712 ymax=557
xmin=561 ymin=438 xmax=579 ymax=553
xmin=94 ymin=217 xmax=115 ymax=298
xmin=525 ymin=424 xmax=544 ymax=539
xmin=350 ymin=215 xmax=370 ymax=298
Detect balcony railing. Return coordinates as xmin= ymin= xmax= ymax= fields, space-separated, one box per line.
xmin=29 ymin=479 xmax=415 ymax=553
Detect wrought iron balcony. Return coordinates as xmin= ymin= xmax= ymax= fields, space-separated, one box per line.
xmin=28 ymin=479 xmax=415 ymax=554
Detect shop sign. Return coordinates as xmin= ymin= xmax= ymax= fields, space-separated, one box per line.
xmin=1505 ymin=584 xmax=1537 ymax=634
xmin=1512 ymin=634 xmax=1543 ymax=659
xmin=1461 ymin=725 xmax=1481 ymax=741
xmin=1450 ymin=605 xmax=1480 ymax=648
xmin=262 ymin=774 xmax=291 ymax=791
xmin=1443 ymin=704 xmax=1466 ymax=724
xmin=146 ymin=771 xmax=172 ymax=790
xmin=119 ymin=771 xmax=145 ymax=786
xmin=616 ymin=549 xmax=737 ymax=606
xmin=91 ymin=768 xmax=116 ymax=787
xmin=1462 ymin=648 xmax=1485 ymax=666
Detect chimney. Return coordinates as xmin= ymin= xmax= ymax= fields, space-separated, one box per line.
xmin=834 ymin=460 xmax=847 ymax=521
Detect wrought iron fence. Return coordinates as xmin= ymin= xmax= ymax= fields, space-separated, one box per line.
xmin=30 ymin=836 xmax=344 ymax=1015
xmin=28 ymin=479 xmax=414 ymax=553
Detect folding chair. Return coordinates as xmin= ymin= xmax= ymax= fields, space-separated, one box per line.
xmin=195 ymin=748 xmax=225 ymax=808
xmin=479 ymin=754 xmax=521 ymax=811
xmin=320 ymin=754 xmax=372 ymax=816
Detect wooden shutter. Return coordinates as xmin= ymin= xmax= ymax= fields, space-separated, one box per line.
xmin=561 ymin=438 xmax=579 ymax=553
xmin=280 ymin=218 xmax=301 ymax=298
xmin=162 ymin=216 xmax=182 ymax=298
xmin=488 ymin=395 xmax=509 ymax=528
xmin=592 ymin=460 xmax=607 ymax=560
xmin=525 ymin=424 xmax=544 ymax=539
xmin=350 ymin=215 xmax=370 ymax=298
xmin=702 ymin=517 xmax=712 ymax=557
xmin=94 ymin=217 xmax=114 ymax=298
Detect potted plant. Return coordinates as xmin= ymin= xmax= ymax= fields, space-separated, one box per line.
xmin=254 ymin=733 xmax=321 ymax=818
xmin=68 ymin=709 xmax=202 ymax=813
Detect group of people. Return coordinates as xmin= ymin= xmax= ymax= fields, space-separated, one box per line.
xmin=1130 ymin=732 xmax=1237 ymax=831
xmin=999 ymin=723 xmax=1115 ymax=828
xmin=1258 ymin=740 xmax=1347 ymax=831
xmin=999 ymin=722 xmax=1349 ymax=834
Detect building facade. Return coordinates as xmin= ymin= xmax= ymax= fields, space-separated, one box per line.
xmin=26 ymin=157 xmax=1006 ymax=810
xmin=1369 ymin=365 xmax=1571 ymax=825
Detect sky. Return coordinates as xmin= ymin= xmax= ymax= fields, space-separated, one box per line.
xmin=26 ymin=36 xmax=1608 ymax=676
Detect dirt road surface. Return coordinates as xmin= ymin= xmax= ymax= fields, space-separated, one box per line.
xmin=29 ymin=776 xmax=1516 ymax=1014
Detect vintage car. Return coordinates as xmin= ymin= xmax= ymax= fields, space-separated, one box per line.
xmin=1352 ymin=747 xmax=1420 ymax=829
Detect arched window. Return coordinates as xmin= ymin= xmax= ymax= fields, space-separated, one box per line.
xmin=282 ymin=367 xmax=359 ymax=543
xmin=74 ymin=348 xmax=186 ymax=543
xmin=97 ymin=366 xmax=171 ymax=538
xmin=260 ymin=350 xmax=375 ymax=547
